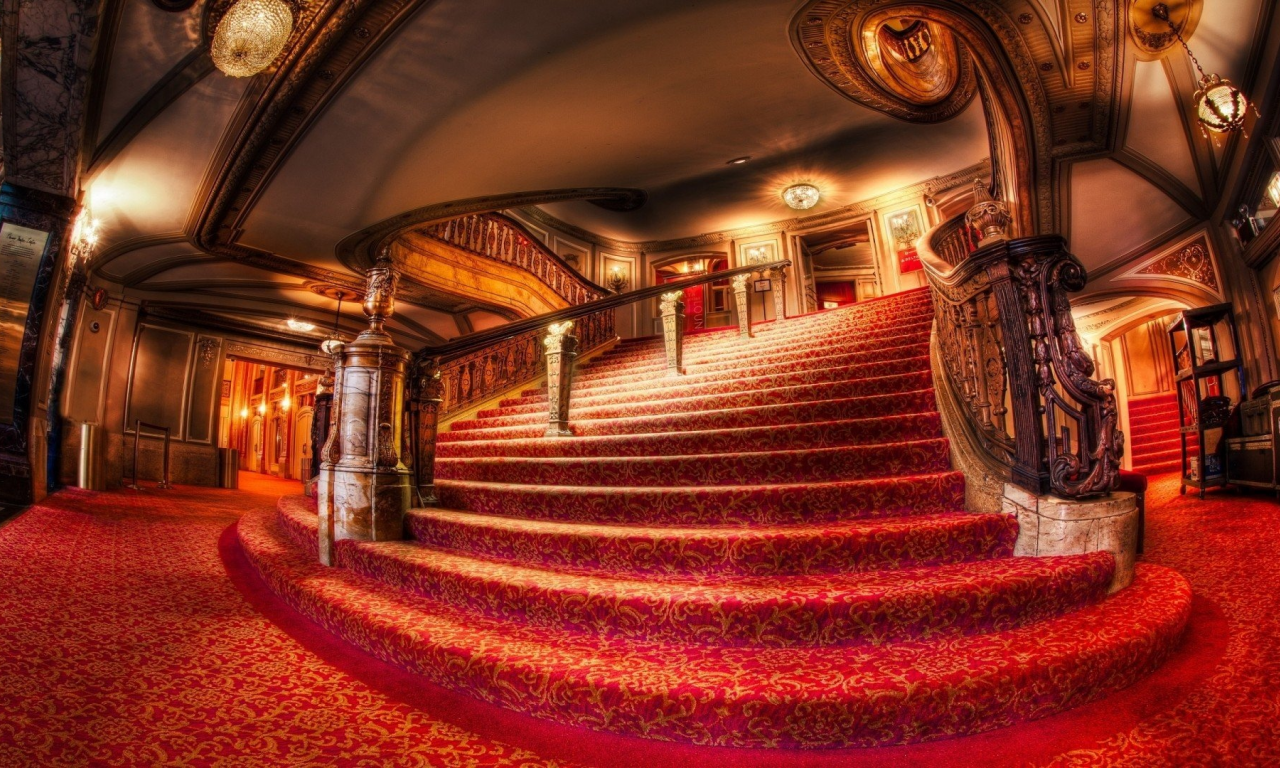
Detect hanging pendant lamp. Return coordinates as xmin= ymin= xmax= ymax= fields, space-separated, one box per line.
xmin=1151 ymin=3 xmax=1257 ymax=143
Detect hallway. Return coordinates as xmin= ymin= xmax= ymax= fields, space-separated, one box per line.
xmin=0 ymin=474 xmax=1275 ymax=766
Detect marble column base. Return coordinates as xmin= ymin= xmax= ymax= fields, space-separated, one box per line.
xmin=1004 ymin=484 xmax=1139 ymax=593
xmin=332 ymin=466 xmax=411 ymax=544
xmin=317 ymin=468 xmax=337 ymax=566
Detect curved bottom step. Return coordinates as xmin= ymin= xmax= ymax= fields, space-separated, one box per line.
xmin=241 ymin=503 xmax=1193 ymax=749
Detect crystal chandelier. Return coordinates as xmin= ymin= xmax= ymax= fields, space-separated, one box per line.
xmin=782 ymin=183 xmax=821 ymax=210
xmin=211 ymin=0 xmax=294 ymax=78
xmin=1152 ymin=3 xmax=1256 ymax=142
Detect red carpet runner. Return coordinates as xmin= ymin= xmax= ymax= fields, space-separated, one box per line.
xmin=238 ymin=289 xmax=1192 ymax=748
xmin=1127 ymin=393 xmax=1188 ymax=476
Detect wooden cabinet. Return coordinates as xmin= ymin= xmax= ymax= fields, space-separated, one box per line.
xmin=1167 ymin=305 xmax=1246 ymax=498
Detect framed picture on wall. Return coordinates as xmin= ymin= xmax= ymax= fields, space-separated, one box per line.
xmin=883 ymin=206 xmax=925 ymax=274
xmin=753 ymin=279 xmax=772 ymax=293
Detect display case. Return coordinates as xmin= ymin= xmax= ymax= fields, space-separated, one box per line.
xmin=1167 ymin=305 xmax=1246 ymax=498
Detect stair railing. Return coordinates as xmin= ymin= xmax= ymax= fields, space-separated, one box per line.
xmin=919 ymin=211 xmax=1123 ymax=499
xmin=405 ymin=259 xmax=792 ymax=505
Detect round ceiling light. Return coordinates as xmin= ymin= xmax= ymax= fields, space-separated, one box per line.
xmin=782 ymin=183 xmax=821 ymax=210
xmin=211 ymin=0 xmax=294 ymax=78
xmin=726 ymin=156 xmax=752 ymax=165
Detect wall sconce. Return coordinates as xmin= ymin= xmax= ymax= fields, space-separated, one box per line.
xmin=239 ymin=408 xmax=249 ymax=419
xmin=281 ymin=396 xmax=291 ymax=412
xmin=257 ymin=403 xmax=266 ymax=415
xmin=606 ymin=266 xmax=629 ymax=293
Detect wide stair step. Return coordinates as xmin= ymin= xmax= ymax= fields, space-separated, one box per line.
xmin=242 ymin=505 xmax=1192 ymax=749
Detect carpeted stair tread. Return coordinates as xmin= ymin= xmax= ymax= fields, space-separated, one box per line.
xmin=435 ymin=413 xmax=942 ymax=459
xmin=405 ymin=505 xmax=1016 ymax=577
xmin=240 ymin=505 xmax=1193 ymax=748
xmin=538 ymin=342 xmax=933 ymax=396
xmin=587 ymin=322 xmax=934 ymax=372
xmin=443 ymin=389 xmax=940 ymax=441
xmin=503 ymin=356 xmax=932 ymax=409
xmin=434 ymin=472 xmax=966 ymax=526
xmin=335 ymin=535 xmax=1114 ymax=648
xmin=470 ymin=371 xmax=936 ymax=423
xmin=434 ymin=439 xmax=951 ymax=486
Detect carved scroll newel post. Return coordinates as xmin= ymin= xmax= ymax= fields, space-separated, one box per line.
xmin=731 ymin=274 xmax=753 ymax=338
xmin=659 ymin=290 xmax=685 ymax=375
xmin=318 ymin=251 xmax=412 ymax=565
xmin=767 ymin=265 xmax=787 ymax=323
xmin=544 ymin=321 xmax=578 ymax=437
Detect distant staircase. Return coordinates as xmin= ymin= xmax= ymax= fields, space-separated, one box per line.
xmin=240 ymin=288 xmax=1192 ymax=748
xmin=1128 ymin=393 xmax=1188 ymax=475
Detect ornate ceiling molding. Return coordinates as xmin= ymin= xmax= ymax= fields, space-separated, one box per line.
xmin=791 ymin=2 xmax=979 ymax=123
xmin=1118 ymin=230 xmax=1222 ymax=299
xmin=519 ymin=160 xmax=991 ymax=255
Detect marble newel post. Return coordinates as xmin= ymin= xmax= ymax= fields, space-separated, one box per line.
xmin=731 ymin=274 xmax=753 ymax=338
xmin=544 ymin=321 xmax=578 ymax=437
xmin=659 ymin=290 xmax=685 ymax=375
xmin=317 ymin=253 xmax=412 ymax=565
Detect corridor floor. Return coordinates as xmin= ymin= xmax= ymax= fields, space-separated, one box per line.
xmin=0 ymin=472 xmax=1276 ymax=767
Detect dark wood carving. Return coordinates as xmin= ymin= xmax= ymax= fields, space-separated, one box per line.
xmin=921 ymin=217 xmax=1122 ymax=498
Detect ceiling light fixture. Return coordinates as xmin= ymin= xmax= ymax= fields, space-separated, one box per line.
xmin=726 ymin=156 xmax=752 ymax=165
xmin=211 ymin=0 xmax=294 ymax=78
xmin=1151 ymin=3 xmax=1256 ymax=143
xmin=286 ymin=318 xmax=315 ymax=332
xmin=782 ymin=183 xmax=821 ymax=210
xmin=319 ymin=290 xmax=352 ymax=357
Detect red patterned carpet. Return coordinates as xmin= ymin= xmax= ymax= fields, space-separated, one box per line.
xmin=1 ymin=471 xmax=1276 ymax=765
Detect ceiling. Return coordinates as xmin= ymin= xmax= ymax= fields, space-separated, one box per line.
xmin=78 ymin=0 xmax=1274 ymax=348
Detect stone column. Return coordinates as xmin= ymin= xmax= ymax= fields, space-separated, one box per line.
xmin=767 ymin=265 xmax=787 ymax=323
xmin=1004 ymin=484 xmax=1140 ymax=593
xmin=407 ymin=358 xmax=444 ymax=506
xmin=319 ymin=253 xmax=412 ymax=565
xmin=659 ymin=290 xmax=685 ymax=376
xmin=317 ymin=350 xmax=344 ymax=566
xmin=731 ymin=274 xmax=753 ymax=338
xmin=543 ymin=321 xmax=578 ymax=437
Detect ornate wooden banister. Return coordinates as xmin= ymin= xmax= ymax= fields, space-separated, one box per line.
xmin=403 ymin=259 xmax=792 ymax=505
xmin=919 ymin=215 xmax=1123 ymax=499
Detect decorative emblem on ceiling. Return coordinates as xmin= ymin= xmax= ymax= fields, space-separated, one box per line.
xmin=1121 ymin=233 xmax=1221 ymax=297
xmin=1128 ymin=0 xmax=1202 ymax=60
xmin=791 ymin=1 xmax=978 ymax=122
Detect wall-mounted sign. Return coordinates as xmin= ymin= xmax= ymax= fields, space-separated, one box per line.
xmin=885 ymin=207 xmax=924 ymax=274
xmin=0 ymin=222 xmax=51 ymax=424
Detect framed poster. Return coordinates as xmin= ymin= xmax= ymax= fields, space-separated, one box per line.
xmin=885 ymin=207 xmax=924 ymax=274
xmin=0 ymin=222 xmax=51 ymax=423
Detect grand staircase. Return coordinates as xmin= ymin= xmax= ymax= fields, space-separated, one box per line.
xmin=239 ymin=288 xmax=1192 ymax=749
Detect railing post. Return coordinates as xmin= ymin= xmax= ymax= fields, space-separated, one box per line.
xmin=319 ymin=250 xmax=412 ymax=565
xmin=766 ymin=265 xmax=787 ymax=323
xmin=731 ymin=274 xmax=752 ymax=338
xmin=659 ymin=290 xmax=685 ymax=375
xmin=543 ymin=321 xmax=578 ymax=437
xmin=408 ymin=357 xmax=444 ymax=506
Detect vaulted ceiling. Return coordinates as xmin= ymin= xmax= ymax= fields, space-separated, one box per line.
xmin=77 ymin=0 xmax=1276 ymax=349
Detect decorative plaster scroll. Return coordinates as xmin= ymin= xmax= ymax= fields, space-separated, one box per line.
xmin=1119 ymin=233 xmax=1222 ymax=298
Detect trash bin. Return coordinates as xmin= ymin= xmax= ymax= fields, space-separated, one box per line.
xmin=77 ymin=423 xmax=105 ymax=491
xmin=219 ymin=448 xmax=239 ymax=489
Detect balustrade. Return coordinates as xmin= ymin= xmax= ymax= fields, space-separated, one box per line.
xmin=920 ymin=199 xmax=1123 ymax=499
